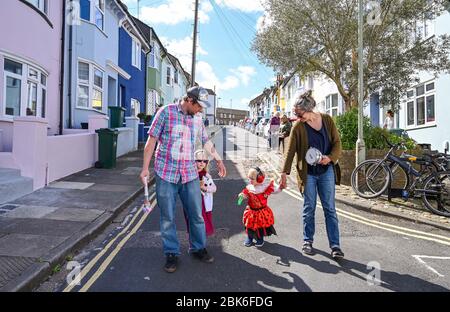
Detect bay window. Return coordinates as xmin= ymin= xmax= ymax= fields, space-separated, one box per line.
xmin=77 ymin=60 xmax=104 ymax=111
xmin=3 ymin=57 xmax=47 ymax=118
xmin=166 ymin=66 xmax=171 ymax=85
xmin=94 ymin=0 xmax=105 ymax=30
xmin=326 ymin=94 xmax=339 ymax=117
xmin=405 ymin=81 xmax=435 ymax=128
xmin=25 ymin=0 xmax=48 ymax=15
xmin=132 ymin=38 xmax=141 ymax=70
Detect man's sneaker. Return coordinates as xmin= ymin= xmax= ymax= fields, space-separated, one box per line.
xmin=244 ymin=237 xmax=253 ymax=247
xmin=302 ymin=242 xmax=314 ymax=255
xmin=192 ymin=248 xmax=214 ymax=263
xmin=331 ymin=247 xmax=345 ymax=260
xmin=255 ymin=238 xmax=264 ymax=248
xmin=164 ymin=254 xmax=178 ymax=273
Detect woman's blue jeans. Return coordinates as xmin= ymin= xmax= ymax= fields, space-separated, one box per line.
xmin=155 ymin=175 xmax=206 ymax=255
xmin=302 ymin=165 xmax=341 ymax=249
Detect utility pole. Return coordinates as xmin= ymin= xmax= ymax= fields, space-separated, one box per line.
xmin=191 ymin=0 xmax=199 ymax=87
xmin=137 ymin=0 xmax=140 ymax=19
xmin=356 ymin=0 xmax=366 ymax=166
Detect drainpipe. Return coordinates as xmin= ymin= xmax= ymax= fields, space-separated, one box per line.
xmin=67 ymin=2 xmax=74 ymax=128
xmin=58 ymin=0 xmax=66 ymax=135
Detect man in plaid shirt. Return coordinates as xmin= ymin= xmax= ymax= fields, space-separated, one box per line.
xmin=140 ymin=86 xmax=226 ymax=273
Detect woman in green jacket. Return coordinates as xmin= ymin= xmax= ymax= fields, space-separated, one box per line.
xmin=279 ymin=90 xmax=344 ymax=260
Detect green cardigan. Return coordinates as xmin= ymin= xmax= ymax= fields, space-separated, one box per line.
xmin=282 ymin=114 xmax=342 ymax=193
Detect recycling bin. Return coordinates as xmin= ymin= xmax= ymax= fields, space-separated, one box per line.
xmin=109 ymin=106 xmax=126 ymax=128
xmin=95 ymin=128 xmax=119 ymax=169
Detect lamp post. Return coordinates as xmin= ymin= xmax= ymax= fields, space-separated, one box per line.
xmin=356 ymin=0 xmax=366 ymax=166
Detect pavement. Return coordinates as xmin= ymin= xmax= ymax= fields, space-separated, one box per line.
xmin=0 ymin=125 xmax=222 ymax=292
xmin=257 ymin=148 xmax=450 ymax=232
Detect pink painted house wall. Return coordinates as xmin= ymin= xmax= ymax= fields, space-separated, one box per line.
xmin=0 ymin=0 xmax=63 ymax=151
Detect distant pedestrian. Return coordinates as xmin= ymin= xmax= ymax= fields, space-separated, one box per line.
xmin=268 ymin=112 xmax=281 ymax=149
xmin=140 ymin=86 xmax=227 ymax=273
xmin=383 ymin=110 xmax=394 ymax=130
xmin=279 ymin=90 xmax=345 ymax=260
xmin=278 ymin=115 xmax=292 ymax=154
xmin=237 ymin=167 xmax=281 ymax=248
xmin=204 ymin=118 xmax=210 ymax=127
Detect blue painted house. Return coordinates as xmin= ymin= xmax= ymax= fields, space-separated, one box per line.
xmin=117 ymin=2 xmax=150 ymax=120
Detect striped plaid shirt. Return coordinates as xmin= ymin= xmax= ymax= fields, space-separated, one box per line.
xmin=148 ymin=103 xmax=209 ymax=184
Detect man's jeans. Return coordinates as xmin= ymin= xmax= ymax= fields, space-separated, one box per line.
xmin=155 ymin=175 xmax=206 ymax=255
xmin=302 ymin=165 xmax=340 ymax=248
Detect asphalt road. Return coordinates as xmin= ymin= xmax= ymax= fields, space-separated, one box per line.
xmin=37 ymin=126 xmax=450 ymax=292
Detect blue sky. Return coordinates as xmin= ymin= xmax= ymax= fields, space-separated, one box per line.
xmin=122 ymin=0 xmax=275 ymax=111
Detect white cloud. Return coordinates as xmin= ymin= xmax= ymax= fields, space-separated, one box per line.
xmin=256 ymin=13 xmax=273 ymax=33
xmin=160 ymin=36 xmax=208 ymax=71
xmin=230 ymin=66 xmax=256 ymax=86
xmin=195 ymin=62 xmax=256 ymax=93
xmin=139 ymin=0 xmax=213 ymax=25
xmin=128 ymin=0 xmax=263 ymax=26
xmin=216 ymin=0 xmax=264 ymax=12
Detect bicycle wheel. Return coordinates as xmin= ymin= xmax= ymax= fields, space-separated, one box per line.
xmin=387 ymin=162 xmax=409 ymax=190
xmin=351 ymin=160 xmax=391 ymax=199
xmin=421 ymin=171 xmax=450 ymax=217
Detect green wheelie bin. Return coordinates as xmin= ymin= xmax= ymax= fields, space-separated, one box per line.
xmin=109 ymin=106 xmax=126 ymax=128
xmin=95 ymin=128 xmax=119 ymax=169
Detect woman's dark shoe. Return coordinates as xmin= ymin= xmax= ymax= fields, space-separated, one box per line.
xmin=302 ymin=242 xmax=315 ymax=255
xmin=192 ymin=248 xmax=215 ymax=263
xmin=164 ymin=254 xmax=178 ymax=273
xmin=331 ymin=247 xmax=345 ymax=260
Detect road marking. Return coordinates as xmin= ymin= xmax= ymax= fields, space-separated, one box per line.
xmin=79 ymin=199 xmax=157 ymax=292
xmin=63 ymin=193 xmax=156 ymax=292
xmin=260 ymin=155 xmax=450 ymax=246
xmin=285 ymin=187 xmax=450 ymax=243
xmin=412 ymin=255 xmax=450 ymax=277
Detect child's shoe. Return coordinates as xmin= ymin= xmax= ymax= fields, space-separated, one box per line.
xmin=255 ymin=238 xmax=264 ymax=248
xmin=244 ymin=237 xmax=253 ymax=247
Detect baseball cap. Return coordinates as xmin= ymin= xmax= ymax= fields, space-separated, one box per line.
xmin=187 ymin=86 xmax=211 ymax=108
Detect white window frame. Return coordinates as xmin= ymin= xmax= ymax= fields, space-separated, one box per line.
xmin=94 ymin=0 xmax=105 ymax=31
xmin=2 ymin=55 xmax=47 ymax=119
xmin=174 ymin=68 xmax=179 ymax=85
xmin=149 ymin=42 xmax=155 ymax=68
xmin=166 ymin=66 xmax=171 ymax=86
xmin=76 ymin=59 xmax=104 ymax=112
xmin=131 ymin=98 xmax=140 ymax=117
xmin=92 ymin=67 xmax=103 ymax=110
xmin=132 ymin=37 xmax=142 ymax=70
xmin=405 ymin=80 xmax=436 ymax=129
xmin=26 ymin=0 xmax=49 ymax=15
xmin=325 ymin=93 xmax=339 ymax=117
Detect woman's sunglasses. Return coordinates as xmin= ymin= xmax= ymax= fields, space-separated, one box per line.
xmin=195 ymin=160 xmax=209 ymax=164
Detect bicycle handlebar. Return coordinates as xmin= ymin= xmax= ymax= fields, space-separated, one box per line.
xmin=383 ymin=135 xmax=406 ymax=149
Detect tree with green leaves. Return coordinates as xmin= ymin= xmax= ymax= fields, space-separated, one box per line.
xmin=252 ymin=0 xmax=450 ymax=111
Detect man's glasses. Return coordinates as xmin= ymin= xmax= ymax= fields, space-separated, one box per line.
xmin=195 ymin=160 xmax=209 ymax=164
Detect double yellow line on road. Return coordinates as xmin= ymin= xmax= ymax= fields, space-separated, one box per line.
xmin=262 ymin=155 xmax=450 ymax=246
xmin=63 ymin=194 xmax=157 ymax=292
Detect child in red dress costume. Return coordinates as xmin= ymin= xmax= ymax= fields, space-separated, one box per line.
xmin=238 ymin=167 xmax=281 ymax=247
xmin=184 ymin=150 xmax=217 ymax=236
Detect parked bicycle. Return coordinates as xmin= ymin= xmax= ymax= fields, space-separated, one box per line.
xmin=351 ymin=138 xmax=450 ymax=217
